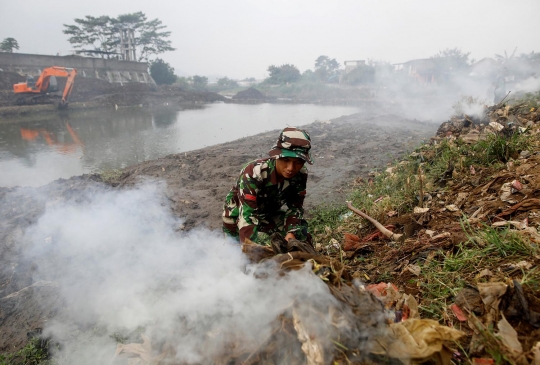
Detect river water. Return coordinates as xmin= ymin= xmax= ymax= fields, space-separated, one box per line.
xmin=0 ymin=103 xmax=360 ymax=187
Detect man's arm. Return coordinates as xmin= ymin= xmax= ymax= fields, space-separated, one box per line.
xmin=283 ymin=170 xmax=308 ymax=238
xmin=237 ymin=165 xmax=263 ymax=243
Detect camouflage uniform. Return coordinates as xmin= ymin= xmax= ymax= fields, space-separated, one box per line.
xmin=222 ymin=157 xmax=309 ymax=244
xmin=222 ymin=127 xmax=313 ymax=244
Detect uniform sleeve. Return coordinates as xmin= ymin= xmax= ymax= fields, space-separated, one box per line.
xmin=236 ymin=165 xmax=262 ymax=243
xmin=283 ymin=170 xmax=307 ymax=234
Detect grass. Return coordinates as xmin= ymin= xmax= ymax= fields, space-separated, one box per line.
xmin=99 ymin=168 xmax=123 ymax=183
xmin=0 ymin=338 xmax=53 ymax=365
xmin=308 ymin=93 xmax=540 ymax=323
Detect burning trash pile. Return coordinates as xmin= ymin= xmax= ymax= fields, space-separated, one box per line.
xmin=115 ymin=237 xmax=463 ymax=365
xmin=308 ymin=93 xmax=540 ymax=364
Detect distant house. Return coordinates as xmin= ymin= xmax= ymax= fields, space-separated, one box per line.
xmin=393 ymin=58 xmax=437 ymax=84
xmin=343 ymin=60 xmax=366 ymax=73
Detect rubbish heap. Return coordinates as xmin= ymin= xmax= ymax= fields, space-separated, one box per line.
xmin=115 ymin=237 xmax=463 ymax=365
xmin=330 ymin=97 xmax=540 ymax=365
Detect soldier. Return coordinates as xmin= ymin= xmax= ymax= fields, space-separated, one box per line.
xmin=222 ymin=127 xmax=313 ymax=245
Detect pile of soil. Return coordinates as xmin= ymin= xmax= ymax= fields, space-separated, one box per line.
xmin=232 ymin=87 xmax=266 ymax=100
xmin=0 ymin=70 xmax=25 ymax=90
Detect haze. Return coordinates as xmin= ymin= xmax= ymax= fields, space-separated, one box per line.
xmin=1 ymin=0 xmax=539 ymax=79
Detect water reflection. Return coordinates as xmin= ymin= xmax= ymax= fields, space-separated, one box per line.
xmin=20 ymin=121 xmax=84 ymax=155
xmin=0 ymin=103 xmax=360 ymax=187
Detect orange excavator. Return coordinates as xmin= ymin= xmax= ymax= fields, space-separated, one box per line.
xmin=13 ymin=66 xmax=77 ymax=109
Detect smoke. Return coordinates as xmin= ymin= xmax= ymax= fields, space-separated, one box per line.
xmin=366 ymin=54 xmax=540 ymax=122
xmin=22 ymin=183 xmax=348 ymax=364
xmin=513 ymin=76 xmax=540 ymax=94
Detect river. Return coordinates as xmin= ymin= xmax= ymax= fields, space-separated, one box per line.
xmin=0 ymin=103 xmax=360 ymax=187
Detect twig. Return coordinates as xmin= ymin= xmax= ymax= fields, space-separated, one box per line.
xmin=418 ymin=166 xmax=424 ymax=208
xmin=496 ymin=90 xmax=511 ymax=107
xmin=346 ymin=201 xmax=403 ymax=241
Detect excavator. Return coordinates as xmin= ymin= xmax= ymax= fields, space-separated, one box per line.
xmin=13 ymin=66 xmax=77 ymax=109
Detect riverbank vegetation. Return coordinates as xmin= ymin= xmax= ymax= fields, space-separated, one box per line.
xmin=309 ymin=92 xmax=540 ymax=363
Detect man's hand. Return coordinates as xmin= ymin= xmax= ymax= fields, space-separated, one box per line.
xmin=284 ymin=232 xmax=296 ymax=242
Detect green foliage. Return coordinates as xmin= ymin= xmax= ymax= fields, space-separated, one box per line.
xmin=259 ymin=79 xmax=371 ymax=100
xmin=518 ymin=51 xmax=540 ymax=62
xmin=62 ymin=15 xmax=116 ymax=55
xmin=314 ymin=55 xmax=340 ymax=83
xmin=63 ymin=12 xmax=175 ymax=61
xmin=0 ymin=338 xmax=53 ymax=365
xmin=341 ymin=64 xmax=375 ymax=85
xmin=0 ymin=37 xmax=20 ymax=53
xmin=421 ymin=131 xmax=531 ymax=182
xmin=150 ymin=58 xmax=177 ymax=85
xmin=191 ymin=75 xmax=208 ymax=90
xmin=266 ymin=64 xmax=301 ymax=84
xmin=217 ymin=77 xmax=239 ymax=88
xmin=431 ymin=47 xmax=472 ymax=71
xmin=473 ymin=132 xmax=532 ymax=164
xmin=174 ymin=77 xmax=191 ymax=89
xmin=309 ymin=204 xmax=347 ymax=237
xmin=100 ymin=169 xmax=123 ymax=183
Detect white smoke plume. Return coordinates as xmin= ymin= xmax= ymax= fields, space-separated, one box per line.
xmin=22 ymin=183 xmax=352 ymax=364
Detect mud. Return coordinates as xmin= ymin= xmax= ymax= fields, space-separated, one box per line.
xmin=115 ymin=111 xmax=435 ymax=230
xmin=0 ymin=109 xmax=436 ymax=351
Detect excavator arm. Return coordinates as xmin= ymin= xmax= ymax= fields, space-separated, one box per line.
xmin=59 ymin=68 xmax=77 ymax=107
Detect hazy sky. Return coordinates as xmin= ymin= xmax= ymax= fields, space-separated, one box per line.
xmin=1 ymin=0 xmax=539 ymax=79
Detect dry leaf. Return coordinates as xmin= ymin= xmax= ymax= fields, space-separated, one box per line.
xmin=371 ymin=319 xmax=464 ymax=360
xmin=292 ymin=308 xmax=325 ymax=365
xmin=532 ymin=342 xmax=540 ymax=365
xmin=445 ymin=204 xmax=459 ymax=212
xmin=497 ymin=315 xmax=523 ymax=354
xmin=406 ymin=264 xmax=421 ymax=276
xmin=478 ymin=282 xmax=507 ymax=324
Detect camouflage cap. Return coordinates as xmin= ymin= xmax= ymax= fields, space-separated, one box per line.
xmin=268 ymin=127 xmax=313 ymax=165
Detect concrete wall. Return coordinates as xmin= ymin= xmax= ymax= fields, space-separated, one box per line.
xmin=0 ymin=53 xmax=155 ymax=85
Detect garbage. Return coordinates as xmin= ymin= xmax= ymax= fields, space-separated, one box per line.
xmin=371 ymin=319 xmax=464 ymax=361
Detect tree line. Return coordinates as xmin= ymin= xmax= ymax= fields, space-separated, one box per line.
xmin=62 ymin=12 xmax=174 ymax=62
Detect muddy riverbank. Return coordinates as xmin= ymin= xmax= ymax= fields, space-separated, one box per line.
xmin=0 ymin=109 xmax=437 ymax=351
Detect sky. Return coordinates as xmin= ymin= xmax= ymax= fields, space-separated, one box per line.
xmin=1 ymin=0 xmax=539 ymax=80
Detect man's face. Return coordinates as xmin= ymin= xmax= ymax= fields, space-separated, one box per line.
xmin=275 ymin=157 xmax=305 ymax=179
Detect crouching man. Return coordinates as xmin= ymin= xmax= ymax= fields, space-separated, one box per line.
xmin=222 ymin=127 xmax=313 ymax=245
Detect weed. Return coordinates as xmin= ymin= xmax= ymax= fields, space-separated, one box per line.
xmin=0 ymin=338 xmax=54 ymax=365
xmin=309 ymin=204 xmax=347 ymax=237
xmin=473 ymin=132 xmax=532 ymax=164
xmin=100 ymin=169 xmax=123 ymax=183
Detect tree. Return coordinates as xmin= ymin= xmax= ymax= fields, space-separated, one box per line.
xmin=314 ymin=55 xmax=340 ymax=82
xmin=62 ymin=16 xmax=115 ymax=56
xmin=150 ymin=58 xmax=177 ymax=85
xmin=192 ymin=75 xmax=208 ymax=90
xmin=341 ymin=64 xmax=375 ymax=85
xmin=110 ymin=12 xmax=175 ymax=62
xmin=63 ymin=12 xmax=175 ymax=61
xmin=431 ymin=48 xmax=472 ymax=71
xmin=0 ymin=37 xmax=20 ymax=53
xmin=267 ymin=64 xmax=301 ymax=84
xmin=217 ymin=77 xmax=238 ymax=88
